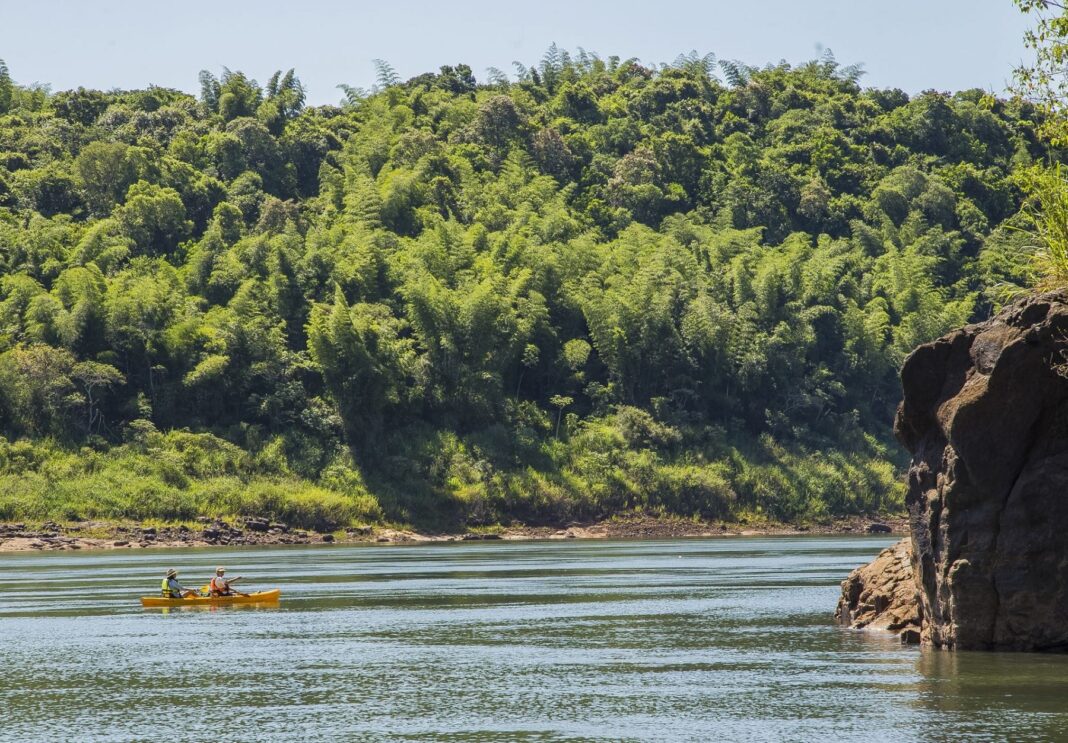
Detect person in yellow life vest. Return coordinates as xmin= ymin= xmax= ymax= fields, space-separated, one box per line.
xmin=208 ymin=566 xmax=244 ymax=596
xmin=161 ymin=569 xmax=196 ymax=599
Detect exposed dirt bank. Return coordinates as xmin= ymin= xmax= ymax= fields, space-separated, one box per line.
xmin=0 ymin=514 xmax=907 ymax=553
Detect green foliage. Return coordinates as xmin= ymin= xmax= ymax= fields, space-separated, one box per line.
xmin=1016 ymin=163 xmax=1068 ymax=290
xmin=0 ymin=433 xmax=381 ymax=529
xmin=0 ymin=51 xmax=1047 ymax=528
xmin=1011 ymin=2 xmax=1068 ymax=292
xmin=1015 ymin=0 xmax=1068 ymax=144
xmin=0 ymin=59 xmax=13 ymax=115
xmin=75 ymin=141 xmax=143 ymax=216
xmin=116 ymin=182 xmax=192 ymax=255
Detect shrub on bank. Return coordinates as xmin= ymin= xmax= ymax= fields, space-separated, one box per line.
xmin=0 ymin=434 xmax=383 ymax=530
xmin=218 ymin=481 xmax=382 ymax=531
xmin=0 ymin=413 xmax=903 ymax=529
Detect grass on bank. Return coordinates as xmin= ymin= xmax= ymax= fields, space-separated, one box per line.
xmin=0 ymin=430 xmax=382 ymax=531
xmin=1018 ymin=163 xmax=1068 ymax=291
xmin=0 ymin=407 xmax=904 ymax=532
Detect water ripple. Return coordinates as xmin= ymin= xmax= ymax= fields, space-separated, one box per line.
xmin=2 ymin=537 xmax=1067 ymax=742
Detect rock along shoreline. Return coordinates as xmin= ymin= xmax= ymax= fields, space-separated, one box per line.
xmin=0 ymin=514 xmax=908 ymax=553
xmin=838 ymin=291 xmax=1068 ymax=651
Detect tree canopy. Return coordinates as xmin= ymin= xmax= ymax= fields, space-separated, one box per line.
xmin=0 ymin=51 xmax=1048 ymax=527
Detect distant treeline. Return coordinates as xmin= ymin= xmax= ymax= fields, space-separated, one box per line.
xmin=0 ymin=49 xmax=1046 ymax=528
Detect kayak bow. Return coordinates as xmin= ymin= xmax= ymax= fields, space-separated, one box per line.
xmin=140 ymin=589 xmax=281 ymax=607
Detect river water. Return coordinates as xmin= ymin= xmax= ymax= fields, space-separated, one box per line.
xmin=2 ymin=537 xmax=1067 ymax=742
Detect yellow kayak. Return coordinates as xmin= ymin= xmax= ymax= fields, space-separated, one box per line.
xmin=140 ymin=589 xmax=281 ymax=607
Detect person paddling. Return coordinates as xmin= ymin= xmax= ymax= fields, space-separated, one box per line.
xmin=161 ymin=569 xmax=197 ymax=599
xmin=208 ymin=566 xmax=245 ymax=596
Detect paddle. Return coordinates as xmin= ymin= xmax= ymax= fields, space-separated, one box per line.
xmin=199 ymin=576 xmax=247 ymax=597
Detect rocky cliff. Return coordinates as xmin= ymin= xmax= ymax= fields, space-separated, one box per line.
xmin=894 ymin=291 xmax=1068 ymax=651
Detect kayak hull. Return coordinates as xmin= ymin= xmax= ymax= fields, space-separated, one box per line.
xmin=140 ymin=589 xmax=281 ymax=607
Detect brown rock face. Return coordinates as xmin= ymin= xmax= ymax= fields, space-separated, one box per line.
xmin=895 ymin=291 xmax=1068 ymax=651
xmin=836 ymin=538 xmax=921 ymax=641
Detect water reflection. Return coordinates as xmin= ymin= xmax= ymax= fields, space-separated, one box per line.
xmin=909 ymin=650 xmax=1068 ymax=741
xmin=153 ymin=602 xmax=283 ymax=615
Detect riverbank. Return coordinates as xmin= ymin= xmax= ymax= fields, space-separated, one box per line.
xmin=0 ymin=514 xmax=908 ymax=552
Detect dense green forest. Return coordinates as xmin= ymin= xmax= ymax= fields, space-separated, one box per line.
xmin=0 ymin=49 xmax=1047 ymax=530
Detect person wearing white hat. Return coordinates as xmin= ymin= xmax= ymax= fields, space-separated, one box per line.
xmin=208 ymin=566 xmax=244 ymax=596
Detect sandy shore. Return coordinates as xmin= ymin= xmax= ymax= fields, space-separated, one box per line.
xmin=0 ymin=514 xmax=909 ymax=553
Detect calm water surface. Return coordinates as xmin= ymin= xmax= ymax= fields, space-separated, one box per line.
xmin=2 ymin=537 xmax=1067 ymax=742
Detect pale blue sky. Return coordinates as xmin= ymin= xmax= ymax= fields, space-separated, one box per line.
xmin=0 ymin=0 xmax=1035 ymax=106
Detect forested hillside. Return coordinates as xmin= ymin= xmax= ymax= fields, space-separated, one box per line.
xmin=0 ymin=50 xmax=1046 ymax=529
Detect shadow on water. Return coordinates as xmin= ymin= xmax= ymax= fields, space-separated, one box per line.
xmin=907 ymin=650 xmax=1068 ymax=742
xmin=148 ymin=602 xmax=283 ymax=615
